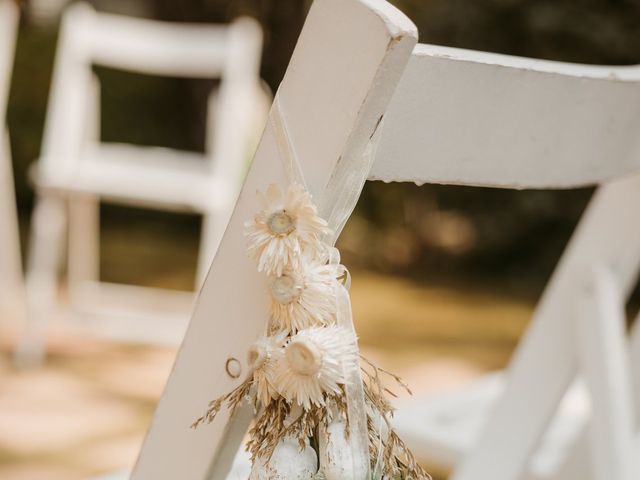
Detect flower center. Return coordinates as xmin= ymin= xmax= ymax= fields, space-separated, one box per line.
xmin=286 ymin=341 xmax=322 ymax=376
xmin=248 ymin=344 xmax=267 ymax=370
xmin=270 ymin=274 xmax=303 ymax=304
xmin=267 ymin=210 xmax=296 ymax=235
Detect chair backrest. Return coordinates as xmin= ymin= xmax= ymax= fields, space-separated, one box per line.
xmin=132 ymin=0 xmax=640 ymax=478
xmin=369 ymin=38 xmax=640 ymax=480
xmin=374 ymin=44 xmax=640 ymax=189
xmin=39 ymin=3 xmax=263 ymax=188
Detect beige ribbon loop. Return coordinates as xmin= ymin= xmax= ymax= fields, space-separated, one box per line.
xmin=270 ymin=96 xmax=380 ymax=478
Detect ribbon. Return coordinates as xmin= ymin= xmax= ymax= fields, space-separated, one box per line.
xmin=270 ymin=95 xmax=383 ymax=478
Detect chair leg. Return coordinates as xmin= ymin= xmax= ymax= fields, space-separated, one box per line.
xmin=576 ymin=267 xmax=635 ymax=480
xmin=450 ymin=301 xmax=576 ymax=480
xmin=629 ymin=308 xmax=640 ymax=479
xmin=548 ymin=428 xmax=590 ymax=480
xmin=632 ymin=435 xmax=640 ymax=479
xmin=551 ymin=268 xmax=637 ymax=480
xmin=630 ymin=311 xmax=640 ymax=421
xmin=0 ymin=130 xmax=23 ymax=316
xmin=453 ymin=175 xmax=640 ymax=480
xmin=14 ymin=194 xmax=67 ymax=367
xmin=67 ymin=193 xmax=100 ymax=308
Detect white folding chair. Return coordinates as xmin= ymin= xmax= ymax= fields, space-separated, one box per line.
xmin=17 ymin=3 xmax=268 ymax=364
xmin=123 ymin=0 xmax=640 ymax=478
xmin=29 ymin=0 xmax=69 ymax=26
xmin=0 ymin=0 xmax=24 ymax=323
xmin=130 ymin=0 xmax=417 ymax=478
xmin=386 ymin=46 xmax=640 ymax=480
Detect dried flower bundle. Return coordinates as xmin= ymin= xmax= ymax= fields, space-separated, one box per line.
xmin=194 ymin=183 xmax=430 ymax=480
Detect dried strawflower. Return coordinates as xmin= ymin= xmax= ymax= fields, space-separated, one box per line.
xmin=274 ymin=326 xmax=358 ymax=409
xmin=269 ymin=255 xmax=345 ymax=332
xmin=191 ymin=377 xmax=253 ymax=430
xmin=197 ymin=179 xmax=431 ymax=480
xmin=244 ymin=183 xmax=331 ymax=276
xmin=248 ymin=331 xmax=287 ymax=406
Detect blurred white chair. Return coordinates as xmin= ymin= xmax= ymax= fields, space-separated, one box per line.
xmin=0 ymin=0 xmax=24 ymax=323
xmin=29 ymin=0 xmax=69 ymax=25
xmin=17 ymin=3 xmax=268 ymax=364
xmin=126 ymin=0 xmax=640 ymax=479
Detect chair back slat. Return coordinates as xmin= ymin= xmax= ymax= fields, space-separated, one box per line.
xmin=373 ymin=44 xmax=640 ymax=189
xmin=86 ymin=9 xmax=230 ymax=77
xmin=39 ymin=3 xmax=263 ymax=178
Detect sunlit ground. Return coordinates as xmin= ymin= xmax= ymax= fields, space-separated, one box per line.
xmin=0 ymin=215 xmax=535 ymax=479
xmin=0 ymin=270 xmax=533 ymax=480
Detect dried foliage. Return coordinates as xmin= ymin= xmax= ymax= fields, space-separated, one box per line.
xmin=285 ymin=403 xmax=325 ymax=451
xmin=193 ymin=356 xmax=430 ymax=479
xmin=190 ymin=377 xmax=253 ymax=430
xmin=247 ymin=397 xmax=290 ymax=461
xmin=361 ymin=356 xmax=432 ymax=480
xmin=193 ymin=183 xmax=430 ymax=478
xmin=192 ymin=343 xmax=430 ymax=479
xmin=247 ymin=398 xmax=330 ymax=461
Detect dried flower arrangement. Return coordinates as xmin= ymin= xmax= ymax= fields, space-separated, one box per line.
xmin=192 ymin=183 xmax=431 ymax=479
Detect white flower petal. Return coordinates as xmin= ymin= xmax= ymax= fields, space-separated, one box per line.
xmin=244 ymin=183 xmax=331 ymax=276
xmin=274 ymin=326 xmax=358 ymax=409
xmin=269 ymin=256 xmax=344 ymax=332
xmin=248 ymin=332 xmax=287 ymax=406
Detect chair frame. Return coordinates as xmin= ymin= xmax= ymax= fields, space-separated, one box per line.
xmin=131 ymin=0 xmax=640 ymax=478
xmin=0 ymin=0 xmax=23 ymax=324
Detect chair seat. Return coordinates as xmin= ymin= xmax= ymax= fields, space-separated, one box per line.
xmin=35 ymin=143 xmax=232 ymax=213
xmin=68 ymin=281 xmax=194 ymax=345
xmin=393 ymin=373 xmax=589 ymax=478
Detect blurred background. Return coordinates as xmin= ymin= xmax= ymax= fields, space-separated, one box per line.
xmin=2 ymin=0 xmax=640 ymax=478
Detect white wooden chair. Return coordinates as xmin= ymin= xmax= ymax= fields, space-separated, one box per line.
xmin=0 ymin=0 xmax=24 ymax=324
xmin=17 ymin=3 xmax=268 ymax=364
xmin=386 ymin=46 xmax=640 ymax=480
xmin=29 ymin=0 xmax=69 ymax=26
xmin=120 ymin=0 xmax=639 ymax=478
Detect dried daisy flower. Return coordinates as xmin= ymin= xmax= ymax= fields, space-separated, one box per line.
xmin=269 ymin=255 xmax=345 ymax=332
xmin=274 ymin=326 xmax=358 ymax=410
xmin=244 ymin=183 xmax=331 ymax=276
xmin=248 ymin=331 xmax=287 ymax=406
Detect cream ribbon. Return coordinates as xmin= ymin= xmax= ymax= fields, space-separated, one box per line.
xmin=270 ymin=94 xmax=384 ymax=478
